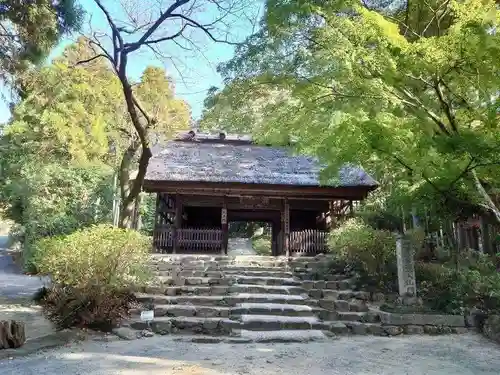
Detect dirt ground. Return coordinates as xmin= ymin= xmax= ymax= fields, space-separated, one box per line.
xmin=1 ymin=333 xmax=499 ymax=375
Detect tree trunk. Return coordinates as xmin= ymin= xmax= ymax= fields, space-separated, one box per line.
xmin=472 ymin=170 xmax=500 ymax=224
xmin=118 ymin=141 xmax=151 ymax=229
xmin=0 ymin=320 xmax=26 ymax=349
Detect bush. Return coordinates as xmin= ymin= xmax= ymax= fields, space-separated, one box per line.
xmin=40 ymin=286 xmax=139 ymax=331
xmin=33 ymin=224 xmax=151 ymax=288
xmin=33 ymin=225 xmax=151 ymax=330
xmin=252 ymin=234 xmax=272 ymax=256
xmin=415 ymin=262 xmax=500 ymax=315
xmin=329 ymin=218 xmax=397 ymax=292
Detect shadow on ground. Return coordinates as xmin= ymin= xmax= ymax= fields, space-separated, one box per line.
xmin=1 ymin=333 xmax=499 ymax=375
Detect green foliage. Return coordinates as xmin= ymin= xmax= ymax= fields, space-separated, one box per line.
xmin=329 ymin=218 xmax=397 ymax=292
xmin=138 ymin=193 xmax=156 ymax=235
xmin=206 ymin=0 xmax=500 ymax=221
xmin=252 ymin=234 xmax=272 ymax=256
xmin=34 ymin=225 xmax=151 ymax=331
xmin=33 ymin=224 xmax=151 ymax=288
xmin=416 ymin=260 xmax=500 ymax=315
xmin=2 ymin=163 xmax=114 ymax=271
xmin=0 ymin=0 xmax=83 ymax=85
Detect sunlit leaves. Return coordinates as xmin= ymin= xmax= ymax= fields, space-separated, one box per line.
xmin=203 ymin=0 xmax=500 ymax=220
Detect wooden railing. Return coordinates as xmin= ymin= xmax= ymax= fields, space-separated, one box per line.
xmin=153 ymin=226 xmax=223 ymax=253
xmin=178 ymin=228 xmax=223 ymax=252
xmin=153 ymin=226 xmax=173 ymax=250
xmin=289 ymin=229 xmax=329 ymax=256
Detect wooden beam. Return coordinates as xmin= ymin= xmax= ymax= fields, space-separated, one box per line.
xmin=143 ymin=180 xmax=375 ymax=200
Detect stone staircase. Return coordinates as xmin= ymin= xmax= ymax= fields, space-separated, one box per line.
xmin=126 ymin=255 xmax=383 ymax=341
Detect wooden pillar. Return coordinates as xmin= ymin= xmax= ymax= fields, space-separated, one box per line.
xmin=283 ymin=198 xmax=290 ymax=258
xmin=172 ymin=194 xmax=182 ymax=253
xmin=480 ymin=216 xmax=492 ymax=254
xmin=221 ymin=198 xmax=228 ymax=255
xmin=153 ymin=193 xmax=160 ymax=251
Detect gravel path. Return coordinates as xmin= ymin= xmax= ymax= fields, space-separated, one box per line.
xmin=1 ymin=333 xmax=499 ymax=375
xmin=228 ymin=238 xmax=256 ymax=256
xmin=0 ymin=235 xmax=47 ymax=299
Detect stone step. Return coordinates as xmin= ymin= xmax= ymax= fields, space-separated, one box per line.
xmin=224 ymin=270 xmax=293 ymax=278
xmin=318 ymin=299 xmax=369 ymax=312
xmin=130 ymin=316 xmax=237 ymax=335
xmin=231 ymin=303 xmax=317 ymax=317
xmin=135 ymin=292 xmax=309 ymax=306
xmin=236 ymin=314 xmax=321 ymax=331
xmin=321 ymin=290 xmax=371 ymax=301
xmin=154 ymin=304 xmax=230 ymax=318
xmin=238 ymin=329 xmax=328 ymax=342
xmin=344 ymin=321 xmax=385 ymax=335
xmin=229 ymin=284 xmax=305 ymax=295
xmin=233 ymin=276 xmax=301 ymax=286
xmin=161 ymin=285 xmax=231 ymax=296
xmin=335 ymin=311 xmax=380 ymax=323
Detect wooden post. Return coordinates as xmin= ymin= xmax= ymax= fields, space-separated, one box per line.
xmin=284 ymin=198 xmax=290 ymax=258
xmin=480 ymin=215 xmax=492 ymax=254
xmin=221 ymin=198 xmax=228 ymax=255
xmin=153 ymin=193 xmax=160 ymax=251
xmin=173 ymin=194 xmax=182 ymax=253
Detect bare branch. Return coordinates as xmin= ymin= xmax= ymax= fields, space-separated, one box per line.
xmin=170 ymin=13 xmax=240 ymax=45
xmin=74 ymin=54 xmax=111 ymax=66
xmin=128 ymin=0 xmax=191 ymax=51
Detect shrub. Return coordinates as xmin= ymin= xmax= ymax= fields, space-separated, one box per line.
xmin=329 ymin=218 xmax=397 ymax=292
xmin=415 ymin=262 xmax=500 ymax=315
xmin=252 ymin=234 xmax=272 ymax=256
xmin=33 ymin=224 xmax=151 ymax=288
xmin=33 ymin=225 xmax=151 ymax=330
xmin=41 ymin=286 xmax=139 ymax=331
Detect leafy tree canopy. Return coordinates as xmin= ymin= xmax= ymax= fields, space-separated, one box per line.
xmin=202 ymin=0 xmax=500 ymax=221
xmin=0 ymin=0 xmax=83 ymax=86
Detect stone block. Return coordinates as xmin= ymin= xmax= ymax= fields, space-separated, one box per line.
xmin=322 ymin=290 xmax=339 ymax=300
xmin=362 ymin=311 xmax=381 ymax=323
xmin=346 ymin=322 xmax=369 ymax=335
xmin=202 ymin=320 xmax=220 ymax=332
xmin=441 ymin=326 xmax=452 ymax=334
xmin=366 ymin=324 xmax=385 ymax=336
xmin=151 ymin=320 xmax=173 ymax=334
xmin=317 ymin=309 xmax=338 ymax=321
xmin=302 ymin=281 xmax=314 ymax=290
xmin=309 ymin=289 xmax=323 ymax=299
xmin=329 ymin=321 xmax=349 ymax=334
xmin=383 ymin=325 xmax=403 ymax=336
xmin=314 ymin=281 xmax=326 ymax=289
xmin=211 ymin=286 xmax=229 ymax=295
xmin=403 ymin=325 xmax=424 ymax=334
xmin=326 ymin=281 xmax=339 ymax=290
xmin=318 ymin=300 xmax=336 ymax=310
xmin=379 ymin=311 xmax=465 ymax=327
xmin=112 ymin=327 xmax=138 ymax=340
xmin=220 ymin=319 xmax=241 ymax=334
xmin=337 ymin=280 xmax=351 ymax=290
xmin=334 ymin=300 xmax=350 ymax=312
xmin=423 ymin=325 xmax=439 ymax=335
xmin=349 ymin=300 xmax=369 ymax=312
xmin=185 ymin=277 xmax=203 ymax=285
xmin=355 ymin=291 xmax=371 ymax=301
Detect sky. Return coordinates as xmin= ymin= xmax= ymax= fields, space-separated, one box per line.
xmin=0 ymin=0 xmax=261 ymax=124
